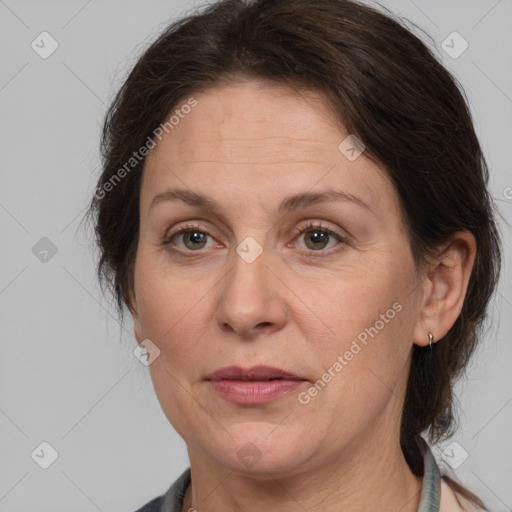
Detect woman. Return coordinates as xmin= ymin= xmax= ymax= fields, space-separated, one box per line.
xmin=87 ymin=0 xmax=502 ymax=510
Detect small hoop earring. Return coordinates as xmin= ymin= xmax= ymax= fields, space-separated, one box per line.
xmin=428 ymin=332 xmax=434 ymax=349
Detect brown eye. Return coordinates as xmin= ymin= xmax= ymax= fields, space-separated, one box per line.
xmin=303 ymin=228 xmax=331 ymax=250
xmin=180 ymin=229 xmax=208 ymax=250
xmin=291 ymin=221 xmax=345 ymax=254
xmin=162 ymin=224 xmax=216 ymax=252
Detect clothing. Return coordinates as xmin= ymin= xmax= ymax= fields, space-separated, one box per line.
xmin=134 ymin=441 xmax=479 ymax=512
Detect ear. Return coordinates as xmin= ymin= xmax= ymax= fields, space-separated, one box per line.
xmin=128 ymin=287 xmax=144 ymax=344
xmin=413 ymin=231 xmax=476 ymax=347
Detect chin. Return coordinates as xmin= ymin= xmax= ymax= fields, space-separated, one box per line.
xmin=201 ymin=425 xmax=317 ymax=478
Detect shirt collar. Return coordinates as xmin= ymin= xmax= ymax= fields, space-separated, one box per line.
xmin=417 ymin=438 xmax=441 ymax=512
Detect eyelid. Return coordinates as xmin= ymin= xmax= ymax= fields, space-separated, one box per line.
xmin=162 ymin=222 xmax=218 ymax=246
xmin=290 ymin=219 xmax=347 ymax=241
xmin=287 ymin=220 xmax=348 ymax=256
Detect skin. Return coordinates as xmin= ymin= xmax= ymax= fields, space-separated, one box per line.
xmin=130 ymin=80 xmax=476 ymax=512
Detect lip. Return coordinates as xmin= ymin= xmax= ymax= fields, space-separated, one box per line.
xmin=206 ymin=365 xmax=304 ymax=381
xmin=205 ymin=365 xmax=307 ymax=405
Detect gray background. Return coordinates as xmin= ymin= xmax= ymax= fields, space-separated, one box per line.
xmin=0 ymin=0 xmax=511 ymax=510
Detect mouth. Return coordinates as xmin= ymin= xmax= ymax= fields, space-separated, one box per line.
xmin=206 ymin=365 xmax=304 ymax=381
xmin=205 ymin=365 xmax=307 ymax=404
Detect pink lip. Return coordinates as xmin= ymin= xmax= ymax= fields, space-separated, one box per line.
xmin=205 ymin=365 xmax=306 ymax=404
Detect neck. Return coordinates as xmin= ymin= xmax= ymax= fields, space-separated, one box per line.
xmin=182 ymin=436 xmax=423 ymax=512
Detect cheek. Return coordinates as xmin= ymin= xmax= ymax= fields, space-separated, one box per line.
xmin=134 ymin=251 xmax=214 ymax=367
xmin=299 ymin=259 xmax=411 ymax=350
xmin=133 ymin=254 xmax=215 ymax=436
xmin=298 ymin=257 xmax=417 ymax=399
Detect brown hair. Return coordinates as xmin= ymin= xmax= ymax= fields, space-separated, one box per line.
xmin=86 ymin=0 xmax=501 ymax=507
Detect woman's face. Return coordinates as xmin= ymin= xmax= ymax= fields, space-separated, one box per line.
xmin=132 ymin=80 xmax=427 ymax=476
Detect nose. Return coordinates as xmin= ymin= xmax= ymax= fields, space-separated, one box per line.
xmin=214 ymin=244 xmax=288 ymax=338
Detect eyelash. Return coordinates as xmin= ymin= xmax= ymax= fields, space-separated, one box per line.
xmin=161 ymin=220 xmax=347 ymax=257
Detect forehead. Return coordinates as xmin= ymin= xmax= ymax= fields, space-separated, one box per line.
xmin=140 ymin=81 xmax=395 ymax=218
xmin=155 ymin=81 xmax=341 ymax=160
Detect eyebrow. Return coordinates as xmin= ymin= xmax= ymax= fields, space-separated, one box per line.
xmin=150 ymin=187 xmax=375 ymax=216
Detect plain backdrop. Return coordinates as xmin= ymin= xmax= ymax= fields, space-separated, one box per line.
xmin=0 ymin=0 xmax=511 ymax=510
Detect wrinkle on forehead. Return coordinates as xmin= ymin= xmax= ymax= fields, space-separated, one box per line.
xmin=176 ymin=136 xmax=340 ymax=166
xmin=149 ymin=87 xmax=346 ymax=167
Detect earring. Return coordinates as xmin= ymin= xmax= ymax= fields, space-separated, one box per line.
xmin=428 ymin=332 xmax=434 ymax=349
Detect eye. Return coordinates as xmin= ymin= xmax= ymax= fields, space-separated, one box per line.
xmin=290 ymin=221 xmax=346 ymax=254
xmin=161 ymin=220 xmax=346 ymax=255
xmin=162 ymin=223 xmax=218 ymax=251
